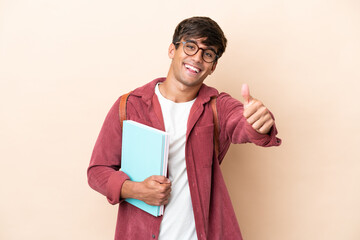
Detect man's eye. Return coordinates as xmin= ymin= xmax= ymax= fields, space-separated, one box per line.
xmin=204 ymin=51 xmax=213 ymax=58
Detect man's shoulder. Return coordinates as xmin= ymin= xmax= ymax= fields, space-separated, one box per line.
xmin=129 ymin=78 xmax=165 ymax=97
xmin=197 ymin=83 xmax=219 ymax=101
xmin=197 ymin=84 xmax=238 ymax=105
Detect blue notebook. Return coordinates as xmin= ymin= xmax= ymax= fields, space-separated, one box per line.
xmin=121 ymin=120 xmax=169 ymax=217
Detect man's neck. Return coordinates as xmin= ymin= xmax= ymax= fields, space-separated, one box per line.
xmin=159 ymin=78 xmax=201 ymax=103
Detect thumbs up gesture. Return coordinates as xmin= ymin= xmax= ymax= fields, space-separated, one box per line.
xmin=241 ymin=84 xmax=274 ymax=134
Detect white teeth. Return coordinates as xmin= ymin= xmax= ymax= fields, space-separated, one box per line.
xmin=185 ymin=64 xmax=200 ymax=73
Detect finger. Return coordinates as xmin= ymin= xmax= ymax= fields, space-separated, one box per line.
xmin=151 ymin=175 xmax=171 ymax=184
xmin=241 ymin=84 xmax=253 ymax=105
xmin=164 ymin=186 xmax=172 ymax=195
xmin=252 ymin=119 xmax=265 ymax=131
xmin=246 ymin=106 xmax=267 ymax=124
xmin=159 ymin=183 xmax=171 ymax=193
xmin=152 ymin=199 xmax=165 ymax=206
xmin=158 ymin=192 xmax=171 ymax=205
xmin=243 ymin=100 xmax=262 ymax=118
xmin=158 ymin=192 xmax=169 ymax=200
xmin=160 ymin=191 xmax=171 ymax=202
xmin=258 ymin=118 xmax=274 ymax=134
xmin=252 ymin=114 xmax=273 ymax=133
xmin=250 ymin=112 xmax=269 ymax=130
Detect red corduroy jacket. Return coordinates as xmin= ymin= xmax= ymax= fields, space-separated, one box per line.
xmin=87 ymin=78 xmax=281 ymax=240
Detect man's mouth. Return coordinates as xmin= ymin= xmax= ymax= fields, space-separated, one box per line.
xmin=184 ymin=63 xmax=201 ymax=74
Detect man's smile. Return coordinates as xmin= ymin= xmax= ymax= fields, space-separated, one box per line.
xmin=184 ymin=63 xmax=202 ymax=74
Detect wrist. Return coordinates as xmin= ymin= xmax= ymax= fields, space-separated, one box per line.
xmin=121 ymin=180 xmax=141 ymax=199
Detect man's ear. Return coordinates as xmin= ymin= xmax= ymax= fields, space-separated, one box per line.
xmin=168 ymin=43 xmax=175 ymax=59
xmin=210 ymin=61 xmax=217 ymax=74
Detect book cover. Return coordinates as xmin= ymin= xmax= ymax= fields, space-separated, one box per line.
xmin=121 ymin=120 xmax=169 ymax=217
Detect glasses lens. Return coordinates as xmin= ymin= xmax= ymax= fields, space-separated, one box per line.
xmin=183 ymin=42 xmax=198 ymax=55
xmin=203 ymin=49 xmax=216 ymax=63
xmin=182 ymin=41 xmax=217 ymax=63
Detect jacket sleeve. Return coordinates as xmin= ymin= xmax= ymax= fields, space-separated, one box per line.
xmin=87 ymin=97 xmax=130 ymax=205
xmin=217 ymin=92 xmax=281 ymax=147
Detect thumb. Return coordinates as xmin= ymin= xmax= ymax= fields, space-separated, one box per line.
xmin=241 ymin=83 xmax=253 ymax=105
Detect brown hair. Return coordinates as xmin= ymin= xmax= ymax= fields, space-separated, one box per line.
xmin=172 ymin=16 xmax=227 ymax=60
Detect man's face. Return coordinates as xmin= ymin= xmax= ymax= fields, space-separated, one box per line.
xmin=168 ymin=37 xmax=218 ymax=88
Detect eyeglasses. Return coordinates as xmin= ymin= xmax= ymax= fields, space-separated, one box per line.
xmin=174 ymin=41 xmax=219 ymax=63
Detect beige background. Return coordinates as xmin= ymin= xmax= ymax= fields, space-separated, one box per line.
xmin=1 ymin=0 xmax=359 ymax=239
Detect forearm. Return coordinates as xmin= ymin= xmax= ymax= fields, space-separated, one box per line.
xmin=87 ymin=165 xmax=117 ymax=196
xmin=87 ymin=97 xmax=130 ymax=204
xmin=120 ymin=180 xmax=142 ymax=199
xmin=87 ymin=165 xmax=130 ymax=204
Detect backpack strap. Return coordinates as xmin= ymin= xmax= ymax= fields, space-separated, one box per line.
xmin=119 ymin=91 xmax=132 ymax=128
xmin=210 ymin=96 xmax=220 ymax=160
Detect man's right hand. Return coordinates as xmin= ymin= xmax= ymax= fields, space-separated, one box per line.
xmin=121 ymin=175 xmax=172 ymax=206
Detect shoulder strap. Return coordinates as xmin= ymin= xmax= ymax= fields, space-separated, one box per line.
xmin=119 ymin=91 xmax=132 ymax=128
xmin=210 ymin=96 xmax=220 ymax=160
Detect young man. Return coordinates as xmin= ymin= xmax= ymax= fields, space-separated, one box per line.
xmin=88 ymin=16 xmax=281 ymax=240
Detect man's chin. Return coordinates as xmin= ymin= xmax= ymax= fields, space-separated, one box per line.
xmin=179 ymin=79 xmax=204 ymax=88
xmin=179 ymin=76 xmax=206 ymax=88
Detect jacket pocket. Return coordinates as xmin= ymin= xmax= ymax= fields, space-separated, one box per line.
xmin=192 ymin=124 xmax=214 ymax=168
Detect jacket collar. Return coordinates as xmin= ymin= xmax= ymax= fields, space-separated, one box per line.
xmin=132 ymin=77 xmax=219 ymax=105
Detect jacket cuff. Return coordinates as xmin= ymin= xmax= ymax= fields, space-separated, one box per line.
xmin=245 ymin=121 xmax=281 ymax=147
xmin=106 ymin=171 xmax=130 ymax=205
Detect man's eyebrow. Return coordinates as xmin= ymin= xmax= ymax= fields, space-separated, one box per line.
xmin=184 ymin=38 xmax=196 ymax=43
xmin=184 ymin=38 xmax=217 ymax=53
xmin=201 ymin=44 xmax=217 ymax=53
xmin=206 ymin=46 xmax=217 ymax=53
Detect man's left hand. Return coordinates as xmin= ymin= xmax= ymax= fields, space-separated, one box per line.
xmin=241 ymin=84 xmax=274 ymax=134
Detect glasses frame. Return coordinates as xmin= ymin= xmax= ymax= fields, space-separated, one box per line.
xmin=174 ymin=41 xmax=219 ymax=63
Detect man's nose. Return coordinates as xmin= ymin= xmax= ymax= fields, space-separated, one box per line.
xmin=192 ymin=49 xmax=203 ymax=63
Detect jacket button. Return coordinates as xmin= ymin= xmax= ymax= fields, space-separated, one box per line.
xmin=152 ymin=234 xmax=156 ymax=239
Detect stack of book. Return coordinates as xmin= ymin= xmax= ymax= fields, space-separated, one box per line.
xmin=121 ymin=120 xmax=170 ymax=217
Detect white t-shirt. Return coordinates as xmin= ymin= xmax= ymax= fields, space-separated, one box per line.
xmin=156 ymin=83 xmax=198 ymax=240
